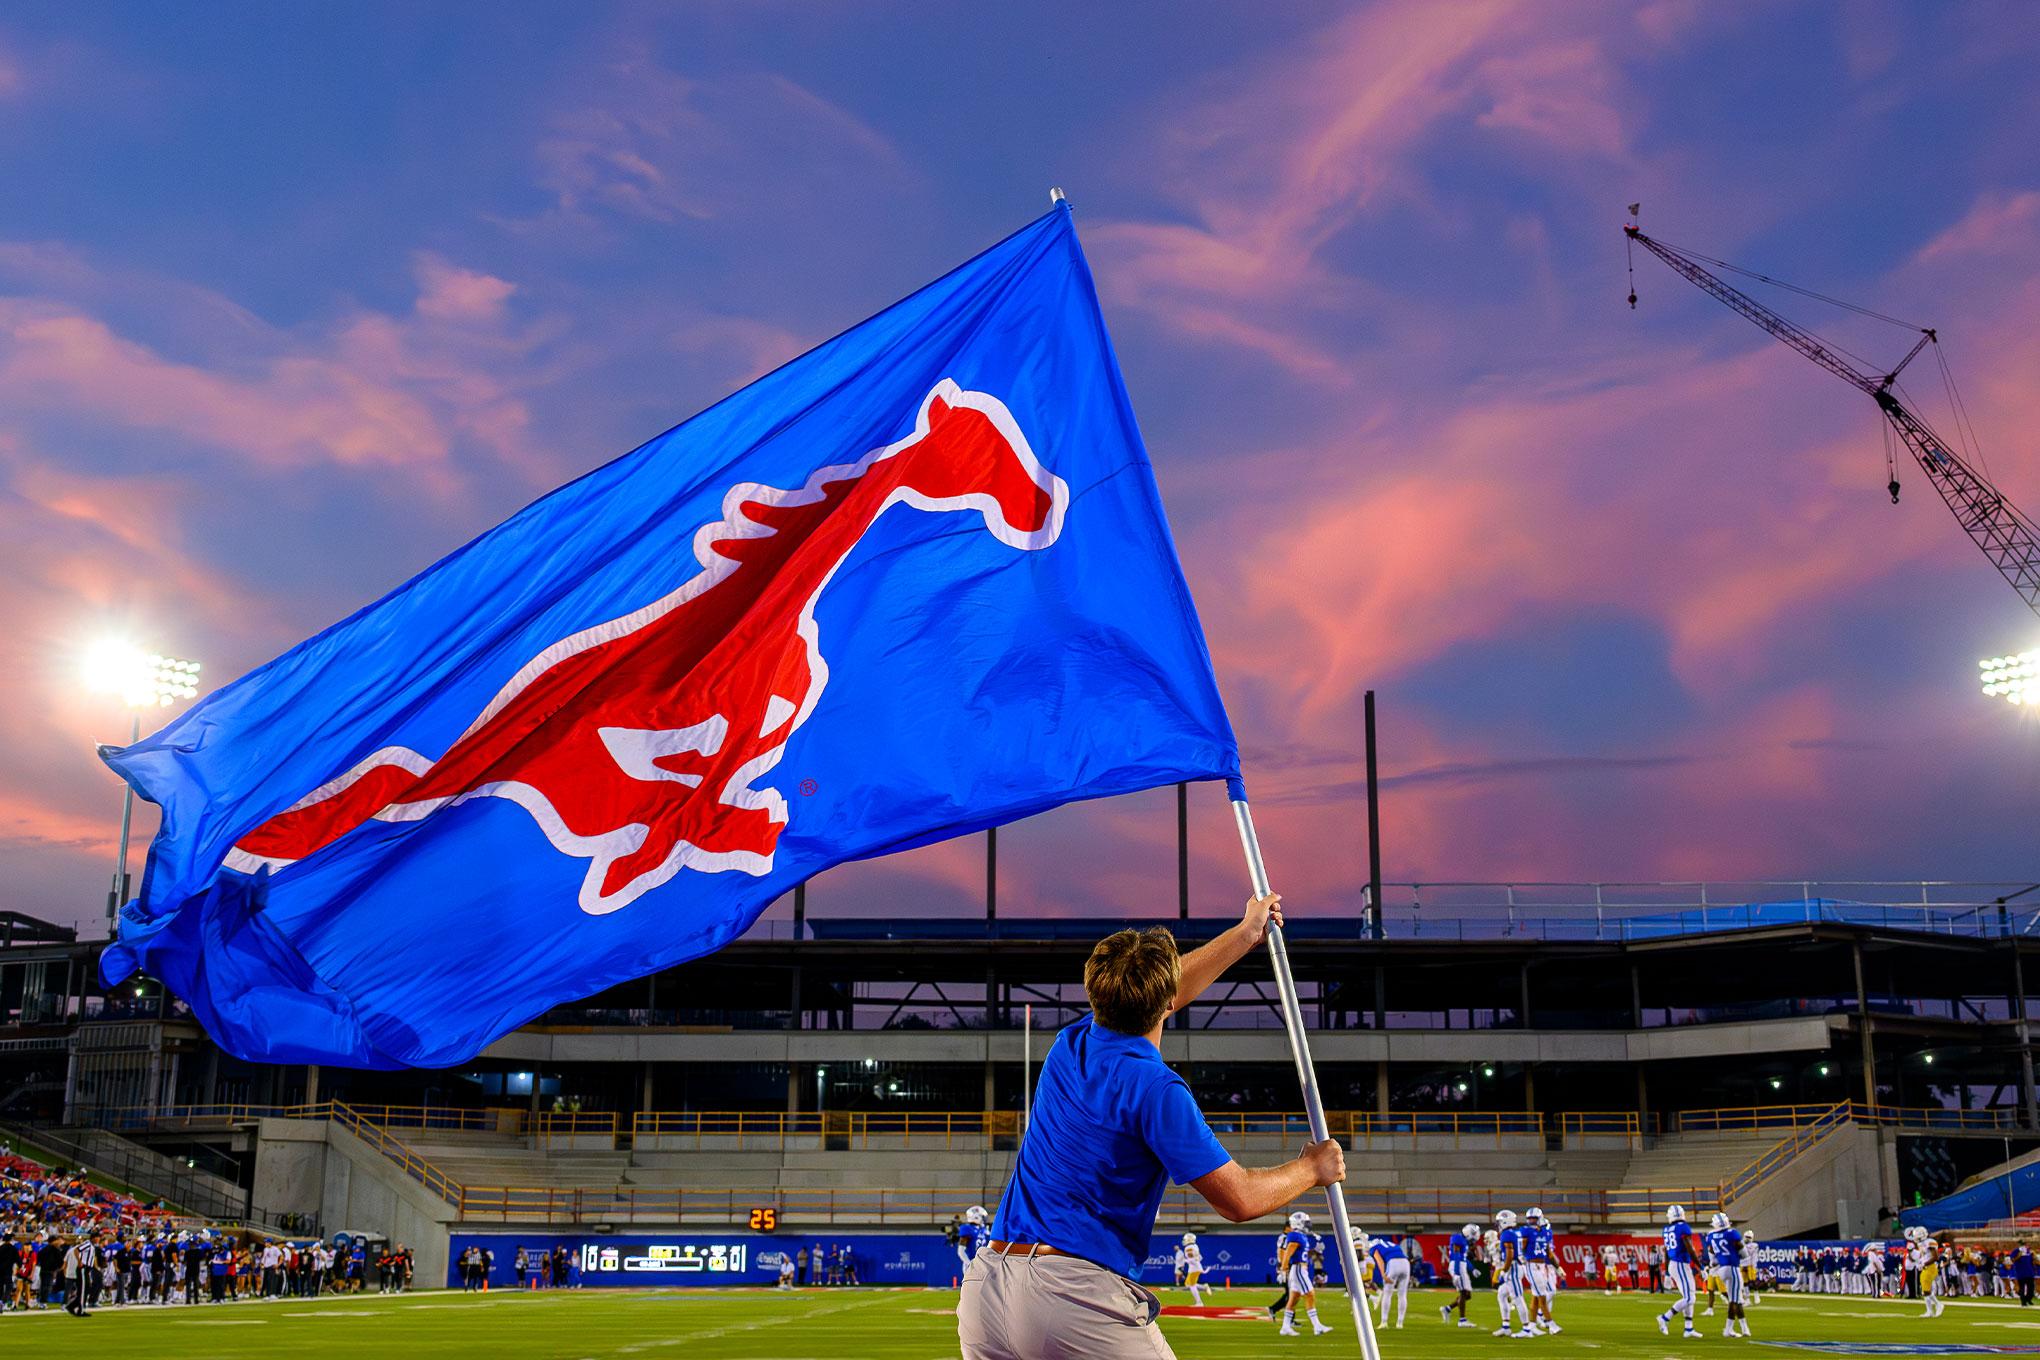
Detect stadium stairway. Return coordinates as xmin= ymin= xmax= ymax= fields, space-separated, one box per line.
xmin=1616 ymin=1130 xmax=1784 ymax=1200
xmin=400 ymin=1129 xmax=633 ymax=1190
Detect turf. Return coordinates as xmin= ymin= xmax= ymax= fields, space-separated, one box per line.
xmin=3 ymin=1284 xmax=2037 ymax=1357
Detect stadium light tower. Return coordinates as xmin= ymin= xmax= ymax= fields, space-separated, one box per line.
xmin=84 ymin=640 xmax=202 ymax=939
xmin=1980 ymin=649 xmax=2040 ymax=705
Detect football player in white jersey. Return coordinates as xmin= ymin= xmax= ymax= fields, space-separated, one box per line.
xmin=1180 ymin=1232 xmax=1206 ymax=1305
xmin=1906 ymin=1227 xmax=1945 ymax=1317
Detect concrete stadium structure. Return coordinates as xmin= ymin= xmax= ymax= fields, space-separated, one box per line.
xmin=4 ymin=881 xmax=2038 ymax=1283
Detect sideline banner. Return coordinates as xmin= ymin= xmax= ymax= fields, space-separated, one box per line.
xmin=445 ymin=1229 xmax=1666 ymax=1291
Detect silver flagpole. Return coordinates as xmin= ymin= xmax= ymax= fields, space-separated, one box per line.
xmin=1022 ymin=1003 xmax=1033 ymax=1133
xmin=1232 ymin=797 xmax=1382 ymax=1360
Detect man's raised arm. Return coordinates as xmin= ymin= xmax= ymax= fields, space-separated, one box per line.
xmin=1169 ymin=892 xmax=1282 ymax=1016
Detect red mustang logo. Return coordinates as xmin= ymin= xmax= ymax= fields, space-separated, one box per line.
xmin=227 ymin=381 xmax=1067 ymax=912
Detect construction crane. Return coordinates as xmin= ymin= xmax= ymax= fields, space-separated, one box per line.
xmin=1624 ymin=214 xmax=2040 ymax=619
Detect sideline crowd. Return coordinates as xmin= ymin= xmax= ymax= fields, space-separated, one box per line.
xmin=3 ymin=1144 xmax=411 ymax=1316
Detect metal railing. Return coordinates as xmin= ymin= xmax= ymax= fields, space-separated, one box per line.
xmin=738 ymin=881 xmax=2040 ymax=943
xmin=1719 ymin=1104 xmax=1850 ymax=1204
xmin=3 ymin=1118 xmax=247 ymax=1222
xmin=323 ymin=1103 xmax=467 ymax=1206
xmin=447 ymin=1182 xmax=1691 ymax=1227
xmin=1674 ymin=1101 xmax=2019 ymax=1134
xmin=95 ymin=1101 xmax=518 ymax=1133
xmin=1283 ymin=1110 xmax=1553 ymax=1144
xmin=633 ymin=1109 xmax=1021 ymax=1147
xmin=530 ymin=1111 xmax=619 ymax=1140
xmin=1560 ymin=1112 xmax=1652 ymax=1138
xmin=627 ymin=1108 xmax=1639 ymax=1147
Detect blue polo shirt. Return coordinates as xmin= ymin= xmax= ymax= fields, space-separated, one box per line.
xmin=993 ymin=1015 xmax=1229 ymax=1279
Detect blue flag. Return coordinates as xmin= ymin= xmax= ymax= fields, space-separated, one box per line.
xmin=103 ymin=204 xmax=1240 ymax=1068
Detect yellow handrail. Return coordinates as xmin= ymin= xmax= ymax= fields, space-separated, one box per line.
xmin=1674 ymin=1100 xmax=2016 ymax=1133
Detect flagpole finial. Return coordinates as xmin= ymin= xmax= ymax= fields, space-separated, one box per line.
xmin=1049 ymin=187 xmax=1066 ymax=206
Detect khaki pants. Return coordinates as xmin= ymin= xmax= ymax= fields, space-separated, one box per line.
xmin=959 ymin=1249 xmax=1176 ymax=1360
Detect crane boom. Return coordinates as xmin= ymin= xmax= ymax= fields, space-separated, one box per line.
xmin=1626 ymin=225 xmax=2040 ymax=617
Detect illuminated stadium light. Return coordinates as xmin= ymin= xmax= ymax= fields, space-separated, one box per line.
xmin=87 ymin=638 xmax=203 ymax=941
xmin=84 ymin=639 xmax=203 ymax=709
xmin=1979 ymin=649 xmax=2040 ymax=705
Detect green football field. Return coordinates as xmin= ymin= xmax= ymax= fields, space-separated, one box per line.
xmin=3 ymin=1284 xmax=2038 ymax=1357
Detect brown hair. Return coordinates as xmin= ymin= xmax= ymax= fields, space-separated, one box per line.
xmin=1083 ymin=927 xmax=1181 ymax=1035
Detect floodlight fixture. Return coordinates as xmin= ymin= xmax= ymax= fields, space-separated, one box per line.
xmin=88 ymin=639 xmax=203 ymax=941
xmin=85 ymin=640 xmax=203 ymax=709
xmin=1980 ymin=649 xmax=2040 ymax=705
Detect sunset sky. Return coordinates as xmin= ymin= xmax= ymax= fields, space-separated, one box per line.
xmin=5 ymin=1 xmax=2038 ymax=937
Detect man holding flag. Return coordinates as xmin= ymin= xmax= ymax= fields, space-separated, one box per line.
xmin=961 ymin=898 xmax=1346 ymax=1359
xmin=97 ymin=193 xmax=1375 ymax=1354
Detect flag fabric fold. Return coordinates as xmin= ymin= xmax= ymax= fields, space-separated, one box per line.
xmin=103 ymin=204 xmax=1240 ymax=1068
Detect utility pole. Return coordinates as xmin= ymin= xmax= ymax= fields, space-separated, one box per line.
xmin=1364 ymin=690 xmax=1384 ymax=941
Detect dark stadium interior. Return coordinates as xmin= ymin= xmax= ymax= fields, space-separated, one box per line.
xmin=7 ymin=909 xmax=2034 ymax=1126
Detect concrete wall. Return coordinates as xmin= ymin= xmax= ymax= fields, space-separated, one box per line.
xmin=480 ymin=1015 xmax=1840 ymax=1066
xmin=250 ymin=1117 xmax=457 ymax=1287
xmin=1731 ymin=1125 xmax=1893 ymax=1240
xmin=250 ymin=1117 xmax=328 ymax=1218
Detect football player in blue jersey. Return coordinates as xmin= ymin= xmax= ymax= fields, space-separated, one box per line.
xmin=1704 ymin=1212 xmax=1750 ymax=1339
xmin=1656 ymin=1205 xmax=1702 ymax=1339
xmin=1357 ymin=1229 xmax=1410 ymax=1329
xmin=1523 ymin=1206 xmax=1561 ymax=1335
xmin=1492 ymin=1210 xmax=1533 ymax=1339
xmin=1439 ymin=1223 xmax=1478 ymax=1327
xmin=1276 ymin=1211 xmax=1332 ymax=1337
xmin=955 ymin=1205 xmax=990 ymax=1284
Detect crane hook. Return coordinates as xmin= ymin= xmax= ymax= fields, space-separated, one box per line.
xmin=1624 ymin=208 xmax=1639 ymax=310
xmin=1888 ymin=478 xmax=1902 ymax=504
